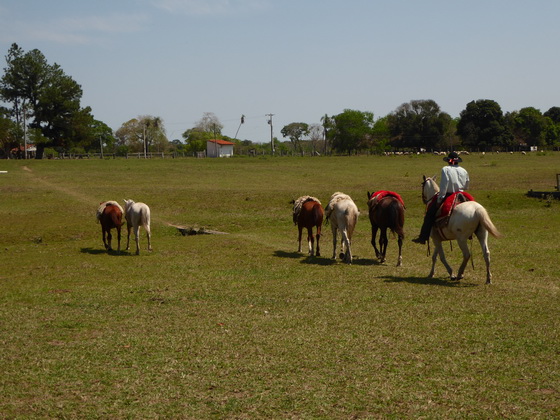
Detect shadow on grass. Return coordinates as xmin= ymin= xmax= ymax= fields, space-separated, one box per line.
xmin=273 ymin=250 xmax=302 ymax=259
xmin=380 ymin=275 xmax=478 ymax=287
xmin=274 ymin=250 xmax=380 ymax=266
xmin=80 ymin=247 xmax=131 ymax=256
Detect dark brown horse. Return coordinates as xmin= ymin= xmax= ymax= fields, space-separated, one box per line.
xmin=96 ymin=201 xmax=124 ymax=252
xmin=367 ymin=191 xmax=405 ymax=266
xmin=292 ymin=196 xmax=324 ymax=256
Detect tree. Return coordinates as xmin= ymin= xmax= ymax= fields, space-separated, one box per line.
xmin=280 ymin=122 xmax=309 ymax=153
xmin=457 ymin=100 xmax=512 ymax=151
xmin=0 ymin=107 xmax=18 ymax=157
xmin=320 ymin=114 xmax=334 ymax=155
xmin=331 ymin=109 xmax=374 ymax=155
xmin=308 ymin=123 xmax=323 ymax=155
xmin=371 ymin=116 xmax=392 ymax=154
xmin=387 ymin=100 xmax=453 ymax=151
xmin=180 ymin=112 xmax=224 ymax=155
xmin=115 ymin=115 xmax=168 ymax=155
xmin=506 ymin=107 xmax=547 ymax=149
xmin=544 ymin=106 xmax=560 ymax=124
xmin=194 ymin=112 xmax=223 ymax=134
xmin=1 ymin=43 xmax=102 ymax=158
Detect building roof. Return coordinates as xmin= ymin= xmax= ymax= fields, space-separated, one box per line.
xmin=207 ymin=139 xmax=235 ymax=146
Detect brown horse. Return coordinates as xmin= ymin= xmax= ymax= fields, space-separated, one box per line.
xmin=96 ymin=201 xmax=124 ymax=252
xmin=292 ymin=196 xmax=324 ymax=256
xmin=367 ymin=191 xmax=405 ymax=266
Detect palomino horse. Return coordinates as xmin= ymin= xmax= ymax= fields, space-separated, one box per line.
xmin=123 ymin=199 xmax=152 ymax=255
xmin=292 ymin=196 xmax=324 ymax=256
xmin=367 ymin=191 xmax=405 ymax=266
xmin=421 ymin=176 xmax=501 ymax=284
xmin=96 ymin=201 xmax=124 ymax=252
xmin=325 ymin=192 xmax=359 ymax=264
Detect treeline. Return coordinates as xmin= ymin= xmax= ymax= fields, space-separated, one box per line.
xmin=1 ymin=44 xmax=559 ymax=159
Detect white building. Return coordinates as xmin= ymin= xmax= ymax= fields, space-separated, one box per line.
xmin=206 ymin=139 xmax=235 ymax=158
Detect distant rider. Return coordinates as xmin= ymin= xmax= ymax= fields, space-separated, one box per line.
xmin=412 ymin=151 xmax=470 ymax=244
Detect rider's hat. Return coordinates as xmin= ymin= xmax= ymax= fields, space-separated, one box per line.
xmin=444 ymin=151 xmax=462 ymax=163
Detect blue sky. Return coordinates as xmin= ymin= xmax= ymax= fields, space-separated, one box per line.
xmin=1 ymin=0 xmax=559 ymax=143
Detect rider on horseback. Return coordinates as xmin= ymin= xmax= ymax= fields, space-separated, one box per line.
xmin=412 ymin=151 xmax=470 ymax=245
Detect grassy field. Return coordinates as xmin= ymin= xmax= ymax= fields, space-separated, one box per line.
xmin=0 ymin=153 xmax=559 ymax=418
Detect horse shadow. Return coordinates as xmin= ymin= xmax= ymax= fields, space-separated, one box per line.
xmin=380 ymin=275 xmax=478 ymax=287
xmin=273 ymin=250 xmax=336 ymax=265
xmin=80 ymin=247 xmax=131 ymax=256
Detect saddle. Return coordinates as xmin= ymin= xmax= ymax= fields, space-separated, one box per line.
xmin=368 ymin=190 xmax=405 ymax=210
xmin=435 ymin=191 xmax=475 ymax=227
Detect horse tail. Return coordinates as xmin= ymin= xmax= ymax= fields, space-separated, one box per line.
xmin=324 ymin=204 xmax=332 ymax=225
xmin=389 ymin=200 xmax=405 ymax=239
xmin=477 ymin=206 xmax=501 ymax=238
xmin=138 ymin=205 xmax=151 ymax=228
xmin=312 ymin=203 xmax=324 ymax=227
xmin=345 ymin=207 xmax=358 ymax=238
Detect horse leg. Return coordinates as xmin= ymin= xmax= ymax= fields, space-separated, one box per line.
xmin=107 ymin=230 xmax=113 ymax=251
xmin=342 ymin=229 xmax=352 ymax=264
xmin=456 ymin=238 xmax=471 ymax=281
xmin=436 ymin=241 xmax=455 ymax=280
xmin=475 ymin=228 xmax=492 ymax=284
xmin=102 ymin=227 xmax=108 ymax=250
xmin=297 ymin=226 xmax=303 ymax=253
xmin=429 ymin=237 xmax=453 ymax=279
xmin=331 ymin=226 xmax=337 ymax=259
xmin=396 ymin=234 xmax=403 ymax=267
xmin=116 ymin=225 xmax=121 ymax=252
xmin=125 ymin=224 xmax=132 ymax=251
xmin=307 ymin=226 xmax=314 ymax=256
xmin=145 ymin=224 xmax=152 ymax=252
xmin=371 ymin=226 xmax=381 ymax=260
xmin=379 ymin=228 xmax=388 ymax=263
xmin=134 ymin=225 xmax=141 ymax=255
xmin=315 ymin=227 xmax=321 ymax=257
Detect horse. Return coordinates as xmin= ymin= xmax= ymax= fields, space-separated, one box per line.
xmin=123 ymin=199 xmax=152 ymax=255
xmin=292 ymin=196 xmax=324 ymax=256
xmin=96 ymin=201 xmax=124 ymax=252
xmin=421 ymin=176 xmax=501 ymax=284
xmin=367 ymin=191 xmax=405 ymax=266
xmin=324 ymin=192 xmax=359 ymax=264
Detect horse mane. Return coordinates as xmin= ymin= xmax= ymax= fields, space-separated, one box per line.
xmin=325 ymin=192 xmax=353 ymax=221
xmin=96 ymin=201 xmax=124 ymax=223
xmin=292 ymin=196 xmax=321 ymax=222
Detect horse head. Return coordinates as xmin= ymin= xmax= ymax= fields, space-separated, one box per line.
xmin=123 ymin=199 xmax=134 ymax=210
xmin=421 ymin=175 xmax=439 ymax=204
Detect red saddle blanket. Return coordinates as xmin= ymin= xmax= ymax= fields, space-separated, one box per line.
xmin=370 ymin=190 xmax=405 ymax=207
xmin=436 ymin=192 xmax=475 ymax=219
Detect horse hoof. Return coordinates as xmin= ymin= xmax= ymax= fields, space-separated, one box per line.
xmin=316 ymin=252 xmax=321 ymax=257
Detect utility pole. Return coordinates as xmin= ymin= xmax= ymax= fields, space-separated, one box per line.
xmin=23 ymin=103 xmax=27 ymax=159
xmin=266 ymin=114 xmax=275 ymax=155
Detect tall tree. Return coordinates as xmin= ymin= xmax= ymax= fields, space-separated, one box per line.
xmin=115 ymin=115 xmax=168 ymax=155
xmin=331 ymin=109 xmax=374 ymax=155
xmin=387 ymin=100 xmax=453 ymax=151
xmin=0 ymin=107 xmax=18 ymax=157
xmin=457 ymin=100 xmax=512 ymax=151
xmin=507 ymin=107 xmax=547 ymax=149
xmin=320 ymin=114 xmax=334 ymax=155
xmin=1 ymin=43 xmax=100 ymax=158
xmin=280 ymin=122 xmax=309 ymax=152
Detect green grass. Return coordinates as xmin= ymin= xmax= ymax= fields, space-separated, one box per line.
xmin=1 ymin=153 xmax=559 ymax=418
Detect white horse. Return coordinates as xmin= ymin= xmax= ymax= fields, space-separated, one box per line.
xmin=421 ymin=176 xmax=501 ymax=284
xmin=123 ymin=199 xmax=152 ymax=255
xmin=325 ymin=192 xmax=359 ymax=264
